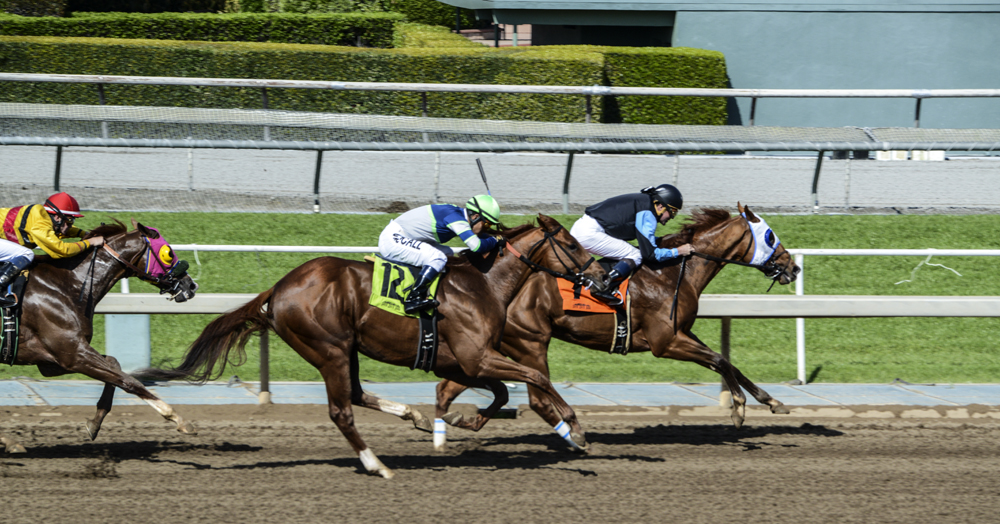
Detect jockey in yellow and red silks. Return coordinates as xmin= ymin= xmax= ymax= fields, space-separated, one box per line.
xmin=0 ymin=192 xmax=106 ymax=290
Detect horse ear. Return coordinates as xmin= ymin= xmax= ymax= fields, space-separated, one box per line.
xmin=737 ymin=202 xmax=745 ymax=214
xmin=742 ymin=204 xmax=761 ymax=223
xmin=537 ymin=214 xmax=558 ymax=231
xmin=136 ymin=222 xmax=160 ymax=238
xmin=130 ymin=218 xmax=139 ymax=229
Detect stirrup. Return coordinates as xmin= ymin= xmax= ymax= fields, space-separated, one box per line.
xmin=0 ymin=294 xmax=16 ymax=309
xmin=591 ymin=288 xmax=623 ymax=307
xmin=403 ymin=296 xmax=439 ymax=314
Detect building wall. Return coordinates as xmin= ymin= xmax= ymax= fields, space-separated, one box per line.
xmin=672 ymin=11 xmax=1000 ymax=128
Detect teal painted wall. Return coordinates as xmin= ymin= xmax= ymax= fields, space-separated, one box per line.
xmin=672 ymin=12 xmax=1000 ymax=128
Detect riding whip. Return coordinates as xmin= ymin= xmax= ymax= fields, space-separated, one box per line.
xmin=475 ymin=158 xmax=492 ymax=196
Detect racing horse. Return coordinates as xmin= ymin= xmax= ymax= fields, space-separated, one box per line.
xmin=133 ymin=215 xmax=606 ymax=479
xmin=434 ymin=204 xmax=800 ymax=449
xmin=0 ymin=220 xmax=198 ymax=453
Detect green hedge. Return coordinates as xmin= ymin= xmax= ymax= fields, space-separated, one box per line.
xmin=392 ymin=21 xmax=480 ymax=48
xmin=0 ymin=12 xmax=402 ymax=47
xmin=0 ymin=36 xmax=605 ymax=121
xmin=66 ymin=0 xmax=225 ymax=13
xmin=0 ymin=35 xmax=729 ymax=124
xmin=603 ymin=46 xmax=728 ymax=125
xmin=3 ymin=0 xmax=66 ymax=16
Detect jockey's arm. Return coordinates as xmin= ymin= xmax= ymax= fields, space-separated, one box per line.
xmin=443 ymin=209 xmax=498 ymax=254
xmin=635 ymin=210 xmax=680 ymax=262
xmin=26 ymin=208 xmax=91 ymax=258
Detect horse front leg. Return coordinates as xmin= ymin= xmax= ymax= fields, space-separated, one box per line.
xmin=466 ymin=354 xmax=588 ymax=452
xmin=432 ymin=374 xmax=508 ymax=451
xmin=86 ymin=355 xmax=122 ymax=441
xmin=685 ymin=330 xmax=789 ymax=415
xmin=653 ymin=331 xmax=749 ymax=428
xmin=48 ymin=346 xmax=196 ymax=436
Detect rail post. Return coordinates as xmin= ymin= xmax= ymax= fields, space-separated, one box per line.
xmin=719 ymin=317 xmax=732 ymax=406
xmin=259 ymin=330 xmax=271 ymax=404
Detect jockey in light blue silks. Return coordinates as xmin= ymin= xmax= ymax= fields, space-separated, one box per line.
xmin=570 ymin=184 xmax=694 ymax=305
xmin=377 ymin=195 xmax=502 ymax=314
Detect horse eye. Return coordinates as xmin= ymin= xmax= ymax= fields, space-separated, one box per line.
xmin=570 ymin=243 xmax=579 ymax=251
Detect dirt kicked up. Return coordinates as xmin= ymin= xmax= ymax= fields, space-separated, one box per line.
xmin=3 ymin=403 xmax=1000 ymax=524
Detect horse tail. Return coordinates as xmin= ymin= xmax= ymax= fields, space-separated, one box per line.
xmin=132 ymin=288 xmax=274 ymax=383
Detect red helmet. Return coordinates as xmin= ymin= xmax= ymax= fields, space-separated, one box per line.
xmin=44 ymin=192 xmax=84 ymax=218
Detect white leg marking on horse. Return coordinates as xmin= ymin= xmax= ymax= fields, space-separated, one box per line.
xmin=359 ymin=448 xmax=394 ymax=479
xmin=433 ymin=418 xmax=447 ymax=450
xmin=143 ymin=398 xmax=175 ymax=419
xmin=553 ymin=420 xmax=584 ymax=451
xmin=376 ymin=398 xmax=408 ymax=417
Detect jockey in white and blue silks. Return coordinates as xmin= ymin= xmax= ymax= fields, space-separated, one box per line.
xmin=570 ymin=184 xmax=694 ymax=306
xmin=378 ymin=195 xmax=502 ymax=314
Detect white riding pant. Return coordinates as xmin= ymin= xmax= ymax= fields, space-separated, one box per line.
xmin=570 ymin=214 xmax=642 ymax=266
xmin=0 ymin=239 xmax=34 ymax=266
xmin=378 ymin=220 xmax=451 ymax=272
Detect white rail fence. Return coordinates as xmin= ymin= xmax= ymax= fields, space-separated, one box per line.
xmin=96 ymin=246 xmax=1000 ymax=392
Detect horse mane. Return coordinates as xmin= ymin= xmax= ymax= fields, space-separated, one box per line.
xmin=659 ymin=208 xmax=733 ymax=248
xmin=84 ymin=219 xmax=128 ymax=240
xmin=498 ymin=221 xmax=536 ymax=240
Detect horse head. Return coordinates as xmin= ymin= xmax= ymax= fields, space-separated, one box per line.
xmin=661 ymin=204 xmax=799 ymax=287
xmin=502 ymin=214 xmax=607 ymax=292
xmin=736 ymin=203 xmax=799 ymax=285
xmin=90 ymin=220 xmax=198 ymax=302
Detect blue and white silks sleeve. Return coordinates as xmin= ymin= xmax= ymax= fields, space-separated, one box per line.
xmin=635 ymin=210 xmax=679 ymax=262
xmin=443 ymin=209 xmax=498 ymax=254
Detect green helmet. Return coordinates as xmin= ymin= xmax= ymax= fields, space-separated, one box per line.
xmin=466 ymin=194 xmax=501 ymax=226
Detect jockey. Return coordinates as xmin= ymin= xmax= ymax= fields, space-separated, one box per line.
xmin=0 ymin=192 xmax=105 ymax=291
xmin=378 ymin=195 xmax=502 ymax=314
xmin=570 ymin=184 xmax=694 ymax=306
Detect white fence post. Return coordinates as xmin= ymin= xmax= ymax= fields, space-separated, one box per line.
xmin=795 ymin=253 xmax=806 ymax=384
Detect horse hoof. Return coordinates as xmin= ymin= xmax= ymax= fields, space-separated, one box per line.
xmin=441 ymin=412 xmax=464 ymax=427
xmin=410 ymin=412 xmax=433 ymax=433
xmin=177 ymin=421 xmax=198 ymax=435
xmin=85 ymin=420 xmax=100 ymax=441
xmin=569 ymin=432 xmax=589 ymax=453
xmin=731 ymin=411 xmax=745 ymax=429
xmin=1 ymin=438 xmax=26 ymax=454
xmin=770 ymin=402 xmax=790 ymax=415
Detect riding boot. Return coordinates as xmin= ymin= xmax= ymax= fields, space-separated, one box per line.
xmin=591 ymin=260 xmax=635 ymax=307
xmin=403 ymin=266 xmax=440 ymax=314
xmin=0 ymin=263 xmax=17 ymax=308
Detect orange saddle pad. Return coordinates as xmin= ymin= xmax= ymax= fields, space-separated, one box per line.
xmin=557 ymin=277 xmax=629 ymax=313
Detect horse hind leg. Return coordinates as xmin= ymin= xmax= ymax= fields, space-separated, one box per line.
xmin=351 ymin=389 xmax=432 ymax=433
xmin=348 ymin=351 xmax=431 ymax=433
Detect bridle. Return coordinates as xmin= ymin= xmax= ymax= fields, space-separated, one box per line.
xmin=668 ymin=217 xmax=793 ymax=332
xmin=501 ymin=225 xmax=596 ymax=288
xmin=78 ymin=233 xmax=194 ymax=307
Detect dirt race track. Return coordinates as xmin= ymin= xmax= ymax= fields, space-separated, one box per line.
xmin=3 ymin=403 xmax=999 ymax=524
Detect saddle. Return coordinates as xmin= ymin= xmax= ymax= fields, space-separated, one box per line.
xmin=557 ymin=258 xmax=632 ymax=355
xmin=0 ymin=271 xmax=28 ymax=365
xmin=366 ymin=255 xmax=441 ymax=372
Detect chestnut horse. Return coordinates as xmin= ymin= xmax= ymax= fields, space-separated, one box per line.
xmin=0 ymin=221 xmax=198 ymax=454
xmin=133 ymin=215 xmax=605 ymax=479
xmin=434 ymin=204 xmax=800 ymax=450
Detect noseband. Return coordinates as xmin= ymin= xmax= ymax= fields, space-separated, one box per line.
xmin=502 ymin=225 xmax=594 ymax=287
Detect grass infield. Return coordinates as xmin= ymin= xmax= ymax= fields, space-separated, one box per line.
xmin=2 ymin=212 xmax=997 ymax=385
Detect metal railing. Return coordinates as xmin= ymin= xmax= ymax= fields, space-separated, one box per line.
xmin=2 ymin=72 xmax=999 ymax=127
xmin=98 ymin=245 xmax=1000 ymax=396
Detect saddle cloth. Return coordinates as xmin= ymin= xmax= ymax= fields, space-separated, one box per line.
xmin=366 ymin=255 xmax=441 ymax=372
xmin=556 ymin=277 xmax=633 ymax=355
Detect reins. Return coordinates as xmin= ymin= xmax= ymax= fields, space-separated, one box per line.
xmin=502 ymin=226 xmax=594 ymax=287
